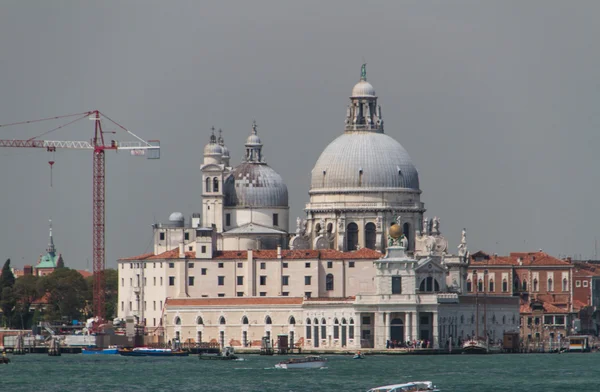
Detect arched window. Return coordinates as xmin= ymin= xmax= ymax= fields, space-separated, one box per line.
xmin=403 ymin=222 xmax=411 ymax=249
xmin=562 ymin=278 xmax=568 ymax=291
xmin=522 ymin=280 xmax=528 ymax=291
xmin=265 ymin=316 xmax=272 ymax=325
xmin=533 ymin=279 xmax=538 ymax=292
xmin=321 ymin=318 xmax=327 ymax=339
xmin=196 ymin=316 xmax=204 ymax=325
xmin=513 ymin=276 xmax=520 ymax=291
xmin=213 ymin=177 xmax=219 ymax=192
xmin=502 ymin=279 xmax=508 ymax=292
xmin=548 ymin=278 xmax=553 ymax=292
xmin=466 ymin=279 xmax=472 ymax=292
xmin=460 ymin=315 xmax=464 ymax=324
xmin=489 ymin=279 xmax=494 ymax=293
xmin=341 ymin=318 xmax=347 ymax=325
xmin=365 ymin=222 xmax=376 ymax=250
xmin=289 ymin=316 xmax=296 ymax=325
xmin=306 ymin=318 xmax=311 ymax=339
xmin=349 ymin=318 xmax=355 ymax=340
xmin=419 ymin=277 xmax=440 ymax=292
xmin=333 ymin=318 xmax=340 ymax=339
xmin=219 ymin=316 xmax=226 ymax=325
xmin=205 ymin=177 xmax=211 ymax=193
xmin=478 ymin=279 xmax=483 ymax=293
xmin=314 ymin=318 xmax=319 ymax=324
xmin=174 ymin=316 xmax=181 ymax=325
xmin=315 ymin=223 xmax=321 ymax=235
xmin=242 ymin=316 xmax=249 ymax=325
xmin=306 ymin=318 xmax=311 ymax=325
xmin=327 ymin=223 xmax=333 ymax=234
xmin=346 ymin=223 xmax=358 ymax=251
xmin=326 ymin=273 xmax=334 ymax=291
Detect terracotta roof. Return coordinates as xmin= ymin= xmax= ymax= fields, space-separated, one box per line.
xmin=520 ymin=301 xmax=568 ymax=314
xmin=319 ymin=248 xmax=382 ymax=259
xmin=573 ymin=300 xmax=589 ymax=310
xmin=470 ymin=251 xmax=572 ymax=267
xmin=166 ymin=297 xmax=303 ymax=307
xmin=199 ymin=248 xmax=381 ymax=260
xmin=77 ymin=270 xmax=93 ymax=278
xmin=304 ymin=296 xmax=356 ymax=302
xmin=470 ymin=255 xmax=515 ymax=266
xmin=573 ymin=264 xmax=600 ymax=277
xmin=119 ymin=252 xmax=154 ymax=261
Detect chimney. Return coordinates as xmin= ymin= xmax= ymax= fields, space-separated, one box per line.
xmin=179 ymin=242 xmax=185 ymax=258
xmin=277 ymin=245 xmax=282 ymax=259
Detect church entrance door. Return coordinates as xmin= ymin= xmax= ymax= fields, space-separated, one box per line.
xmin=390 ymin=318 xmax=404 ymax=343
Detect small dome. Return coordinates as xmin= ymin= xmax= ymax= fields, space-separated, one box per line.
xmin=222 ymin=145 xmax=230 ymax=158
xmin=224 ymin=163 xmax=288 ymax=207
xmin=204 ymin=143 xmax=223 ymax=156
xmin=246 ymin=134 xmax=262 ymax=145
xmin=351 ymin=80 xmax=376 ymax=97
xmin=169 ymin=212 xmax=184 ymax=222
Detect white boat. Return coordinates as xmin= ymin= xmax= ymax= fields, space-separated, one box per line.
xmin=462 ymin=338 xmax=489 ymax=354
xmin=274 ymin=355 xmax=327 ymax=369
xmin=367 ymin=381 xmax=440 ymax=391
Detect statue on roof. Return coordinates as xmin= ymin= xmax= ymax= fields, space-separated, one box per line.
xmin=361 ymin=63 xmax=367 ymax=81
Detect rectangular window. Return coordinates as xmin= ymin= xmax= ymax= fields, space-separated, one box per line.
xmin=349 ymin=261 xmax=355 ymax=268
xmin=144 ymin=277 xmax=147 ymax=286
xmin=169 ymin=262 xmax=174 ymax=268
xmin=121 ymin=263 xmax=124 ymax=269
xmin=327 ymin=261 xmax=333 ymax=268
xmin=129 ymin=301 xmax=132 ymax=310
xmin=218 ymin=263 xmax=224 ymax=268
xmin=153 ymin=318 xmax=156 ymax=326
xmin=237 ymin=292 xmax=244 ymax=297
xmin=282 ymin=292 xmax=289 ymax=296
xmin=201 ymin=245 xmax=207 ymax=253
xmin=305 ymin=262 xmax=311 ymax=268
xmin=260 ymin=292 xmax=267 ymax=297
xmin=584 ymin=280 xmax=589 ymax=287
xmin=237 ymin=276 xmax=244 ymax=285
xmin=305 ymin=291 xmax=312 ymax=298
xmin=283 ymin=262 xmax=288 ymax=268
xmin=153 ymin=301 xmax=156 ymax=311
xmin=188 ymin=276 xmax=195 ymax=286
xmin=226 ymin=213 xmax=231 ymax=226
xmin=555 ymin=315 xmax=565 ymax=325
xmin=189 ymin=246 xmax=193 ymax=251
xmin=169 ymin=276 xmax=175 ymax=286
xmin=260 ymin=276 xmax=267 ymax=285
xmin=188 ymin=262 xmax=194 ymax=268
xmin=121 ymin=301 xmax=124 ymax=311
xmin=576 ymin=280 xmax=581 ymax=287
xmin=159 ymin=232 xmax=165 ymax=240
xmin=184 ymin=232 xmax=189 ymax=241
xmin=260 ymin=262 xmax=266 ymax=270
xmin=121 ymin=278 xmax=124 ymax=287
xmin=273 ymin=213 xmax=279 ymax=226
xmin=527 ymin=317 xmax=533 ymax=326
xmin=143 ymin=301 xmax=147 ymax=311
xmin=218 ymin=276 xmax=225 ymax=286
xmin=153 ymin=277 xmax=156 ymax=286
xmin=544 ymin=315 xmax=553 ymax=325
xmin=282 ymin=276 xmax=289 ymax=286
xmin=202 ymin=268 xmax=207 ymax=275
xmin=160 ymin=300 xmax=162 ymax=310
xmin=160 ymin=277 xmax=163 ymax=286
xmin=305 ymin=276 xmax=312 ymax=285
xmin=218 ymin=293 xmax=225 ymax=297
xmin=392 ymin=276 xmax=402 ymax=294
xmin=237 ymin=262 xmax=243 ymax=268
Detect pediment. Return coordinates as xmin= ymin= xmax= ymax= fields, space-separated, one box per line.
xmin=415 ymin=258 xmax=446 ymax=274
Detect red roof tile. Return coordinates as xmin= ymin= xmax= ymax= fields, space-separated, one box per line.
xmin=119 ymin=252 xmax=154 ymax=261
xmin=573 ymin=300 xmax=589 ymax=310
xmin=77 ymin=270 xmax=93 ymax=278
xmin=166 ymin=297 xmax=304 ymax=307
xmin=304 ymin=297 xmax=356 ymax=302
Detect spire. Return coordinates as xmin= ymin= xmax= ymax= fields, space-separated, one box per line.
xmin=47 ymin=219 xmax=56 ymax=254
xmin=361 ymin=63 xmax=367 ymax=81
xmin=209 ymin=126 xmax=217 ymax=144
xmin=244 ymin=120 xmax=264 ymax=163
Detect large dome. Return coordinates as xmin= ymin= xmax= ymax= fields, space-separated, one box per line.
xmin=310 ymin=131 xmax=420 ymax=191
xmin=224 ymin=163 xmax=288 ymax=207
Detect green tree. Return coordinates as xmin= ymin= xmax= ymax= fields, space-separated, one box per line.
xmin=39 ymin=268 xmax=87 ymax=322
xmin=13 ymin=274 xmax=40 ymax=329
xmin=0 ymin=259 xmax=16 ymax=327
xmin=85 ymin=269 xmax=118 ymax=320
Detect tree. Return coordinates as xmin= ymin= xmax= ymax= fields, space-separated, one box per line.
xmin=0 ymin=259 xmax=16 ymax=327
xmin=13 ymin=274 xmax=40 ymax=329
xmin=39 ymin=268 xmax=88 ymax=322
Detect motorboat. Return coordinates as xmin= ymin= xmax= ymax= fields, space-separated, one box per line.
xmin=199 ymin=346 xmax=239 ymax=360
xmin=462 ymin=338 xmax=489 ymax=354
xmin=118 ymin=347 xmax=189 ymax=357
xmin=353 ymin=352 xmax=365 ymax=359
xmin=82 ymin=345 xmax=119 ymax=355
xmin=274 ymin=355 xmax=327 ymax=369
xmin=367 ymin=381 xmax=440 ymax=392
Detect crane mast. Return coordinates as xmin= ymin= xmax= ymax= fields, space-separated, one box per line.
xmin=0 ymin=110 xmax=160 ymax=323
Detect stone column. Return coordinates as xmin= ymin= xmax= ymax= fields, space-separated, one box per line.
xmin=384 ymin=312 xmax=390 ymax=344
xmin=406 ymin=311 xmax=412 ymax=342
xmin=412 ymin=311 xmax=419 ymax=342
xmin=432 ymin=311 xmax=439 ymax=349
xmin=376 ymin=312 xmax=385 ymax=349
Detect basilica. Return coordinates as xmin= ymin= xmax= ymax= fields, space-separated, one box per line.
xmin=117 ymin=66 xmax=519 ymax=350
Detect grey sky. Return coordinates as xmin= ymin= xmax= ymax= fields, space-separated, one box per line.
xmin=1 ymin=0 xmax=599 ymax=270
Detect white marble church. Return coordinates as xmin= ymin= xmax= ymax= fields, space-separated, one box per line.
xmin=118 ymin=65 xmax=519 ymax=350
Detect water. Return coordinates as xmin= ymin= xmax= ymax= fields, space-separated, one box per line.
xmin=1 ymin=353 xmax=598 ymax=391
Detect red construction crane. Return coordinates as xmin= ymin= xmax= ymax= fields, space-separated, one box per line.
xmin=0 ymin=110 xmax=160 ymax=323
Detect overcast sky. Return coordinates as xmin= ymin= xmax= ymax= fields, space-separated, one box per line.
xmin=1 ymin=0 xmax=599 ymax=271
